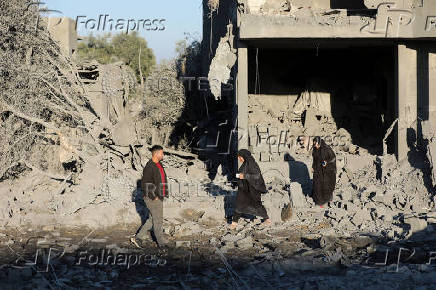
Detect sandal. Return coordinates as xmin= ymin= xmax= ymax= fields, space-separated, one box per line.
xmin=260 ymin=219 xmax=272 ymax=227
xmin=229 ymin=222 xmax=238 ymax=230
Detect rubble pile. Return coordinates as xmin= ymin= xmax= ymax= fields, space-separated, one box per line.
xmin=159 ymin=150 xmax=434 ymax=256
xmin=1 ymin=221 xmax=436 ymax=288
xmin=0 ymin=0 xmax=197 ymax=230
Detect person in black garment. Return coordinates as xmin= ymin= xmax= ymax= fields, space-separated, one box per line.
xmin=230 ymin=149 xmax=271 ymax=230
xmin=311 ymin=136 xmax=337 ymax=207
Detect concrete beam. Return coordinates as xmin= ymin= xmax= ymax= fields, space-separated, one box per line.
xmin=237 ymin=42 xmax=249 ymax=150
xmin=239 ymin=2 xmax=436 ymax=39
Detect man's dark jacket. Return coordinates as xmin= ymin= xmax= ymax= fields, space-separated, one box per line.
xmin=141 ymin=159 xmax=168 ymax=200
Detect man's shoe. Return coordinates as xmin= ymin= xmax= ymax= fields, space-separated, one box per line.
xmin=130 ymin=237 xmax=145 ymax=249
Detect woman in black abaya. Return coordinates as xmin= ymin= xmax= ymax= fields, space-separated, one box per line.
xmin=311 ymin=136 xmax=337 ymax=207
xmin=230 ymin=149 xmax=271 ymax=230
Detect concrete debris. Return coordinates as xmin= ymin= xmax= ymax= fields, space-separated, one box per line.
xmin=236 ymin=235 xmax=254 ymax=249
xmin=404 ymin=217 xmax=428 ymax=235
xmin=260 ymin=0 xmax=292 ymax=14
xmin=111 ymin=116 xmax=137 ymax=147
xmin=181 ymin=209 xmax=206 ymax=222
xmin=427 ymin=211 xmax=436 ymax=220
xmin=422 ymin=120 xmax=436 ymax=189
xmin=345 ymin=155 xmax=374 ymax=174
xmin=176 ymin=240 xmax=191 ymax=248
xmin=41 ymin=225 xmax=56 ymax=231
xmin=289 ymin=182 xmax=307 ymax=209
xmin=281 ymin=203 xmax=293 ymax=221
xmin=292 ymin=88 xmax=332 ymax=120
xmin=208 ymin=28 xmax=237 ymax=100
xmin=262 ymin=190 xmax=291 ymax=223
xmin=354 ymin=236 xmax=374 ymax=248
xmin=351 ymin=208 xmax=372 ymax=226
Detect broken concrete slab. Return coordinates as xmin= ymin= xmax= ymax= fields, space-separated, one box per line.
xmin=176 ymin=240 xmax=191 ymax=248
xmin=262 ymin=190 xmax=290 ymax=223
xmin=236 ymin=235 xmax=254 ymax=249
xmin=289 ymin=182 xmax=307 ymax=210
xmin=426 ymin=140 xmax=436 ymax=189
xmin=361 ymin=185 xmax=379 ymax=201
xmin=354 ymin=235 xmax=374 ymax=248
xmin=337 ymin=188 xmax=353 ymax=202
xmin=111 ymin=116 xmax=137 ymax=146
xmin=281 ymin=203 xmax=293 ymax=221
xmin=351 ymin=208 xmax=372 ymax=226
xmin=208 ymin=31 xmax=237 ymax=100
xmin=405 ymin=217 xmax=428 ymax=235
xmin=345 ymin=155 xmax=375 ymax=174
xmin=303 ymin=107 xmax=322 ymax=136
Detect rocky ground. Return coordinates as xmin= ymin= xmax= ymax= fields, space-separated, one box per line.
xmin=1 ymin=217 xmax=436 ymax=289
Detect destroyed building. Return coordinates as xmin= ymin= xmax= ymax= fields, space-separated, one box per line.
xmin=203 ymin=0 xmax=436 ymax=183
xmin=2 ymin=1 xmax=436 ymax=287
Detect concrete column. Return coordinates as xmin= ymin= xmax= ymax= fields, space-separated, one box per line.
xmin=396 ymin=44 xmax=418 ymax=161
xmin=237 ymin=42 xmax=249 ymax=150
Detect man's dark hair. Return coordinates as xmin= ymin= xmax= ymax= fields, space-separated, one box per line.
xmin=313 ymin=136 xmax=321 ymax=145
xmin=150 ymin=145 xmax=163 ymax=154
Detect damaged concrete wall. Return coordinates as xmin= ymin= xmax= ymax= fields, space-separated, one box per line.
xmin=239 ymin=1 xmax=436 ymax=39
xmin=208 ymin=24 xmax=237 ymax=100
xmin=203 ymin=0 xmax=238 ymax=100
xmin=46 ymin=17 xmax=78 ymax=58
xmin=247 ymin=0 xmax=332 ymax=14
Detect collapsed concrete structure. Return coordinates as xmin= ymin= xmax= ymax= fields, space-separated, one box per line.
xmin=203 ymin=0 xmax=436 ymax=181
xmin=2 ymin=2 xmax=436 ymax=286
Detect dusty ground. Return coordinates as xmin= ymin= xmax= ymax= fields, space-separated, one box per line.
xmin=1 ymin=219 xmax=436 ymax=289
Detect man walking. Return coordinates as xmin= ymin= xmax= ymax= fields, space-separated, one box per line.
xmin=131 ymin=145 xmax=169 ymax=248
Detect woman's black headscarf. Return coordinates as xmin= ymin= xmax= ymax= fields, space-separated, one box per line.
xmin=237 ymin=149 xmax=255 ymax=169
xmin=313 ymin=136 xmax=328 ymax=150
xmin=237 ymin=149 xmax=267 ymax=193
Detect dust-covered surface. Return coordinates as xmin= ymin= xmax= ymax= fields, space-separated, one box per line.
xmin=1 ymin=217 xmax=436 ymax=289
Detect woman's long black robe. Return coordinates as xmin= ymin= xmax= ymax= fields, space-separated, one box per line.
xmin=235 ymin=150 xmax=269 ymax=218
xmin=312 ymin=140 xmax=337 ymax=205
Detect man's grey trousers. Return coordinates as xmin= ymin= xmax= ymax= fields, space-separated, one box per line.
xmin=136 ymin=197 xmax=166 ymax=246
